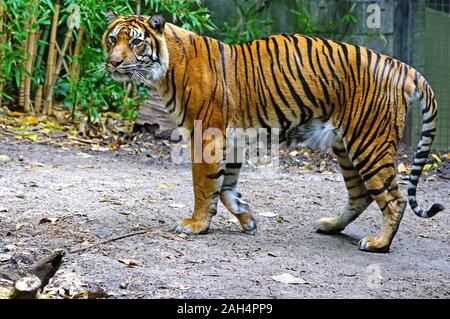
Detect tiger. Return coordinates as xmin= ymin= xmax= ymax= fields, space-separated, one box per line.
xmin=103 ymin=10 xmax=444 ymax=253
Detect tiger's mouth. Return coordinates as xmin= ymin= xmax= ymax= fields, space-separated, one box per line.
xmin=106 ymin=66 xmax=133 ymax=82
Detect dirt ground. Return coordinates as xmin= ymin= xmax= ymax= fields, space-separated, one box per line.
xmin=0 ymin=136 xmax=449 ymax=299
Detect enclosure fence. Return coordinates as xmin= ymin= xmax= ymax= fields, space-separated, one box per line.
xmin=411 ymin=0 xmax=450 ymax=150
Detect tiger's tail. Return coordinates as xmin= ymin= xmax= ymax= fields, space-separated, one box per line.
xmin=407 ymin=75 xmax=445 ymax=218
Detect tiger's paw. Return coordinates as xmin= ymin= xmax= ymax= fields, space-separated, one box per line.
xmin=314 ymin=217 xmax=345 ymax=234
xmin=358 ymin=236 xmax=390 ymax=253
xmin=171 ymin=218 xmax=210 ymax=235
xmin=236 ymin=213 xmax=257 ymax=235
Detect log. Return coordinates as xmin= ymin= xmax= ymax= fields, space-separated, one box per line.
xmin=0 ymin=250 xmax=64 ymax=299
xmin=134 ymin=91 xmax=177 ymax=139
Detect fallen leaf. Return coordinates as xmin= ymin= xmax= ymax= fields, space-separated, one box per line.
xmin=0 ymin=252 xmax=14 ymax=262
xmin=167 ymin=283 xmax=190 ymax=291
xmin=397 ymin=162 xmax=411 ymax=175
xmin=118 ymin=259 xmax=141 ymax=268
xmin=91 ymin=145 xmax=110 ymax=152
xmin=99 ymin=199 xmax=123 ymax=206
xmin=271 ymin=273 xmax=308 ymax=284
xmin=155 ymin=183 xmax=177 ymax=188
xmin=423 ymin=163 xmax=438 ymax=172
xmin=431 ymin=154 xmax=442 ymax=163
xmin=176 ymin=233 xmax=189 ymax=240
xmin=8 ymin=111 xmax=25 ymax=117
xmin=39 ymin=217 xmax=59 ymax=224
xmin=28 ymin=162 xmax=48 ymax=168
xmin=169 ymin=203 xmax=185 ymax=209
xmin=76 ymin=152 xmax=92 ymax=159
xmin=77 ymin=164 xmax=100 ymax=169
xmin=259 ymin=212 xmax=278 ymax=218
xmin=419 ymin=233 xmax=430 ymax=238
xmin=226 ymin=218 xmax=239 ymax=224
xmin=15 ymin=132 xmax=38 ymax=141
xmin=0 ymin=155 xmax=11 ymax=162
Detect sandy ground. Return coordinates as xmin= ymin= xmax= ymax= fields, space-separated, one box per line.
xmin=0 ymin=137 xmax=449 ymax=299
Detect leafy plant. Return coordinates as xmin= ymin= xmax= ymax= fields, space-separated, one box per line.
xmin=0 ymin=0 xmax=215 ymax=124
xmin=292 ymin=7 xmax=316 ymax=35
xmin=220 ymin=0 xmax=272 ymax=44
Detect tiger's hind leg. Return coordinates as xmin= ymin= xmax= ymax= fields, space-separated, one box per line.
xmin=358 ymin=164 xmax=406 ymax=253
xmin=315 ymin=136 xmax=372 ymax=234
xmin=220 ymin=162 xmax=257 ymax=235
xmin=350 ymin=144 xmax=407 ymax=253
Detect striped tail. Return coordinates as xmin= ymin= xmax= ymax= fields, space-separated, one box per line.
xmin=407 ymin=76 xmax=445 ymax=218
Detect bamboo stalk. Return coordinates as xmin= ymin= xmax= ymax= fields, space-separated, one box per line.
xmin=0 ymin=1 xmax=5 ymax=108
xmin=23 ymin=0 xmax=40 ymax=113
xmin=70 ymin=27 xmax=84 ymax=83
xmin=44 ymin=24 xmax=74 ymax=115
xmin=69 ymin=27 xmax=84 ymax=120
xmin=18 ymin=15 xmax=31 ymax=109
xmin=34 ymin=25 xmax=49 ymax=79
xmin=136 ymin=0 xmax=142 ymax=15
xmin=34 ymin=85 xmax=43 ymax=114
xmin=43 ymin=1 xmax=61 ymax=115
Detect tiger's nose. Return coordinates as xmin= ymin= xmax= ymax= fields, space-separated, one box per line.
xmin=109 ymin=57 xmax=124 ymax=67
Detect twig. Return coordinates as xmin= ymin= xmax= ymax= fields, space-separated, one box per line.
xmin=67 ymin=135 xmax=95 ymax=144
xmin=69 ymin=229 xmax=151 ymax=254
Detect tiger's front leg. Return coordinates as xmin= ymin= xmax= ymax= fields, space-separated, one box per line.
xmin=172 ymin=137 xmax=224 ymax=235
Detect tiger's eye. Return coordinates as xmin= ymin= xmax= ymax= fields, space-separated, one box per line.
xmin=109 ymin=36 xmax=116 ymax=44
xmin=132 ymin=38 xmax=142 ymax=46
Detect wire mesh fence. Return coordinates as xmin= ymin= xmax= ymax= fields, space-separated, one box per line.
xmin=411 ymin=0 xmax=450 ymax=150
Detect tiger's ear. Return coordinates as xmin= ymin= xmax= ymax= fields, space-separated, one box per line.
xmin=107 ymin=8 xmax=119 ymax=23
xmin=148 ymin=14 xmax=165 ymax=33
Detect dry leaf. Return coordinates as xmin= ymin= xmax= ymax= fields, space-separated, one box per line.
xmin=176 ymin=233 xmax=189 ymax=240
xmin=259 ymin=212 xmax=278 ymax=218
xmin=39 ymin=217 xmax=59 ymax=224
xmin=118 ymin=259 xmax=141 ymax=268
xmin=0 ymin=252 xmax=14 ymax=262
xmin=271 ymin=273 xmax=308 ymax=284
xmin=15 ymin=132 xmax=39 ymax=141
xmin=397 ymin=163 xmax=411 ymax=175
xmin=155 ymin=183 xmax=177 ymax=188
xmin=0 ymin=155 xmax=11 ymax=162
xmin=226 ymin=218 xmax=239 ymax=224
xmin=28 ymin=162 xmax=48 ymax=168
xmin=76 ymin=152 xmax=92 ymax=159
xmin=169 ymin=203 xmax=186 ymax=209
xmin=167 ymin=283 xmax=190 ymax=291
xmin=77 ymin=164 xmax=100 ymax=169
xmin=99 ymin=199 xmax=123 ymax=206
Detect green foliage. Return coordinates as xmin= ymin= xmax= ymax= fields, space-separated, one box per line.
xmin=220 ymin=0 xmax=272 ymax=44
xmin=292 ymin=1 xmax=357 ymax=40
xmin=145 ymin=0 xmax=216 ymax=33
xmin=0 ymin=0 xmax=215 ymax=123
xmin=292 ymin=7 xmax=316 ymax=35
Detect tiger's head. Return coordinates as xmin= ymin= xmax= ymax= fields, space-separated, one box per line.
xmin=103 ymin=9 xmax=169 ymax=86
